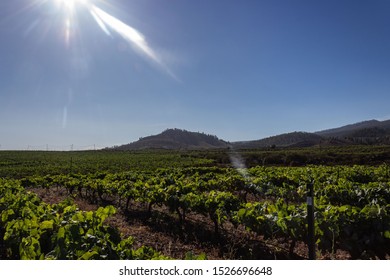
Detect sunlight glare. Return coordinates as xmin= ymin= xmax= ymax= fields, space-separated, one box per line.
xmin=46 ymin=0 xmax=176 ymax=79
xmin=229 ymin=152 xmax=250 ymax=179
xmin=91 ymin=6 xmax=161 ymax=64
xmin=65 ymin=18 xmax=71 ymax=47
xmin=62 ymin=106 xmax=68 ymax=129
xmin=55 ymin=0 xmax=90 ymax=11
xmin=90 ymin=10 xmax=111 ymax=36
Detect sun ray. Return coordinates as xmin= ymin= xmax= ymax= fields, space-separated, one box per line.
xmin=44 ymin=0 xmax=177 ymax=78
xmin=65 ymin=17 xmax=71 ymax=48
xmin=91 ymin=6 xmax=161 ymax=65
xmin=55 ymin=0 xmax=90 ymax=11
xmin=90 ymin=10 xmax=111 ymax=36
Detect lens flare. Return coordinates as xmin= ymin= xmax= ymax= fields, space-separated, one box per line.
xmin=55 ymin=0 xmax=89 ymax=11
xmin=90 ymin=10 xmax=111 ymax=36
xmin=91 ymin=6 xmax=161 ymax=65
xmin=62 ymin=106 xmax=68 ymax=128
xmin=65 ymin=18 xmax=71 ymax=48
xmin=47 ymin=0 xmax=176 ymax=78
xmin=229 ymin=152 xmax=250 ymax=179
xmin=53 ymin=0 xmax=160 ymax=63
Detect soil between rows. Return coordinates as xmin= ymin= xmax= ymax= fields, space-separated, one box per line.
xmin=30 ymin=187 xmax=354 ymax=260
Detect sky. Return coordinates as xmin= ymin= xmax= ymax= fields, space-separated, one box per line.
xmin=1 ymin=0 xmax=390 ymax=150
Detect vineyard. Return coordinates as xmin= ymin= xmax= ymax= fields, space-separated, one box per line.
xmin=1 ymin=149 xmax=390 ymax=259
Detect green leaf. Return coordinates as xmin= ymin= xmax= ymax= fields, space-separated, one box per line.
xmin=80 ymin=250 xmax=99 ymax=260
xmin=103 ymin=205 xmax=116 ymax=216
xmin=236 ymin=208 xmax=246 ymax=218
xmin=1 ymin=209 xmax=15 ymax=222
xmin=57 ymin=227 xmax=65 ymax=239
xmin=384 ymin=231 xmax=390 ymax=239
xmin=41 ymin=220 xmax=54 ymax=230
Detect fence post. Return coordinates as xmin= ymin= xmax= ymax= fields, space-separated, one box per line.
xmin=307 ymin=181 xmax=316 ymax=259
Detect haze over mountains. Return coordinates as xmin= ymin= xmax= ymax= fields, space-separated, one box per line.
xmin=111 ymin=119 xmax=390 ymax=150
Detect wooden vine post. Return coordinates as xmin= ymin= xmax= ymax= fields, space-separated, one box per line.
xmin=307 ymin=181 xmax=316 ymax=260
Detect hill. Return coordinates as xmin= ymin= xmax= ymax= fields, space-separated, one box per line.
xmin=316 ymin=119 xmax=390 ymax=145
xmin=316 ymin=120 xmax=390 ymax=137
xmin=112 ymin=128 xmax=230 ymax=150
xmin=232 ymin=132 xmax=324 ymax=149
xmin=109 ymin=119 xmax=390 ymax=150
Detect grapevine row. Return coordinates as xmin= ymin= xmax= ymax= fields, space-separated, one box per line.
xmin=16 ymin=165 xmax=390 ymax=258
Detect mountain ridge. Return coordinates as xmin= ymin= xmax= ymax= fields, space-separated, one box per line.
xmin=112 ymin=128 xmax=230 ymax=150
xmin=109 ymin=119 xmax=390 ymax=150
xmin=315 ymin=119 xmax=390 ymax=137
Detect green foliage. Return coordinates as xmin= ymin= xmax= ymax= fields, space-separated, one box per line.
xmin=2 ymin=158 xmax=390 ymax=259
xmin=0 ymin=150 xmax=213 ymax=178
xmin=0 ymin=179 xmax=168 ymax=260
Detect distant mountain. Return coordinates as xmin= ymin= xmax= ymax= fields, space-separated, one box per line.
xmin=108 ymin=119 xmax=390 ymax=151
xmin=112 ymin=128 xmax=230 ymax=150
xmin=232 ymin=132 xmax=324 ymax=149
xmin=315 ymin=119 xmax=390 ymax=145
xmin=316 ymin=120 xmax=390 ymax=137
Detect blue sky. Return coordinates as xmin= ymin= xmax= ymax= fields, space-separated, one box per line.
xmin=1 ymin=0 xmax=390 ymax=150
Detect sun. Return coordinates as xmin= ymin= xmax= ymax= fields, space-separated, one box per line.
xmin=55 ymin=0 xmax=91 ymax=11
xmin=52 ymin=0 xmax=91 ymax=47
xmin=43 ymin=0 xmax=175 ymax=77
